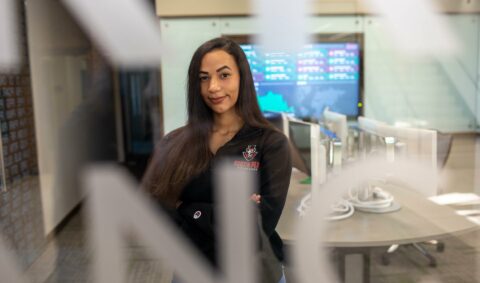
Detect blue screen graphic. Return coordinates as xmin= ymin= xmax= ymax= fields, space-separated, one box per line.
xmin=240 ymin=43 xmax=361 ymax=119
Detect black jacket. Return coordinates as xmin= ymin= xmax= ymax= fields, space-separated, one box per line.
xmin=164 ymin=124 xmax=292 ymax=266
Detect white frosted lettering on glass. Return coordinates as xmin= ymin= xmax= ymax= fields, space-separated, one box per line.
xmin=84 ymin=165 xmax=215 ymax=283
xmin=363 ymin=0 xmax=460 ymax=56
xmin=84 ymin=165 xmax=256 ymax=283
xmin=62 ymin=0 xmax=164 ymax=67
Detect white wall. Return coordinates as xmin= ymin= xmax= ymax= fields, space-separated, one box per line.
xmin=160 ymin=19 xmax=221 ymax=133
xmin=26 ymin=0 xmax=90 ymax=235
xmin=364 ymin=15 xmax=478 ymax=132
xmin=160 ymin=15 xmax=480 ymax=134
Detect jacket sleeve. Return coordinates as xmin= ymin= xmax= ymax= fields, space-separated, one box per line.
xmin=258 ymin=131 xmax=292 ymax=237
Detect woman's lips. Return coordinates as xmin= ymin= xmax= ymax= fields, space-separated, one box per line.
xmin=209 ymin=96 xmax=226 ymax=104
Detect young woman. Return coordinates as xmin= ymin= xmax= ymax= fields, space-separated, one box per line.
xmin=142 ymin=37 xmax=292 ymax=282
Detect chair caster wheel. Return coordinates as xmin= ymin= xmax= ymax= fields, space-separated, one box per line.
xmin=427 ymin=255 xmax=437 ymax=267
xmin=381 ymin=254 xmax=390 ymax=266
xmin=436 ymin=243 xmax=445 ymax=252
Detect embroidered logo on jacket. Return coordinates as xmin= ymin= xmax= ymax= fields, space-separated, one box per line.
xmin=235 ymin=145 xmax=260 ymax=171
xmin=242 ymin=145 xmax=257 ymax=161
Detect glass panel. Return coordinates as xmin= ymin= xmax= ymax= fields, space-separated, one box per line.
xmin=0 ymin=1 xmax=478 ymax=283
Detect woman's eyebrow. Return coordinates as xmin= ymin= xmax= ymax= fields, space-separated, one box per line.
xmin=199 ymin=66 xmax=231 ymax=74
xmin=216 ymin=66 xmax=231 ymax=72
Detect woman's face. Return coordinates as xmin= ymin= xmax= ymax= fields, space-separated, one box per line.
xmin=199 ymin=49 xmax=240 ymax=116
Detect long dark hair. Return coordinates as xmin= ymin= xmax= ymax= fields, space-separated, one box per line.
xmin=142 ymin=37 xmax=273 ymax=207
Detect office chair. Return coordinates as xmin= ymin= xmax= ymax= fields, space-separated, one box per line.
xmin=381 ymin=131 xmax=453 ymax=267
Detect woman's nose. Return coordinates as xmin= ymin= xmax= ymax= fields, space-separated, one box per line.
xmin=208 ymin=77 xmax=221 ymax=92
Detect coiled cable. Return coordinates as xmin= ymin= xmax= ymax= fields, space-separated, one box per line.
xmin=348 ymin=186 xmax=394 ymax=210
xmin=297 ymin=193 xmax=355 ymax=221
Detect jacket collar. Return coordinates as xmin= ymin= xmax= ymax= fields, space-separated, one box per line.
xmin=234 ymin=123 xmax=263 ymax=140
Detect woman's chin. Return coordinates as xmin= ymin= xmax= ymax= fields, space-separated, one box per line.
xmin=212 ymin=109 xmax=227 ymax=115
xmin=211 ymin=106 xmax=232 ymax=115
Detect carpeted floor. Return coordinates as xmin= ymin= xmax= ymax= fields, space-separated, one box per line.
xmin=26 ymin=135 xmax=480 ymax=282
xmin=29 ymin=209 xmax=480 ymax=283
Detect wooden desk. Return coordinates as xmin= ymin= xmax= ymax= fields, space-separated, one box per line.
xmin=277 ymin=170 xmax=478 ymax=282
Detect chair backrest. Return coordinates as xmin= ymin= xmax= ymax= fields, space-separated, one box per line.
xmin=264 ymin=112 xmax=284 ymax=132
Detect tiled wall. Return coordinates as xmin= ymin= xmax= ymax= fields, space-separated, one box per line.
xmin=0 ymin=2 xmax=45 ymax=270
xmin=0 ymin=73 xmax=38 ymax=185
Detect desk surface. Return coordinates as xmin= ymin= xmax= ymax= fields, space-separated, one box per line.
xmin=277 ymin=171 xmax=478 ymax=247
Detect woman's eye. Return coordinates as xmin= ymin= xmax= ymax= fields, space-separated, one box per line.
xmin=220 ymin=73 xmax=231 ymax=79
xmin=199 ymin=76 xmax=209 ymax=81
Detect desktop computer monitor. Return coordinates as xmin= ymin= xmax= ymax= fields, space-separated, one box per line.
xmin=263 ymin=111 xmax=292 ymax=139
xmin=263 ymin=111 xmax=285 ymax=134
xmin=392 ymin=127 xmax=438 ymax=193
xmin=228 ymin=34 xmax=364 ymax=120
xmin=287 ymin=119 xmax=326 ymax=188
xmin=264 ymin=113 xmax=330 ymax=187
xmin=384 ymin=126 xmax=437 ymax=197
xmin=358 ymin=116 xmax=392 ymax=157
xmin=359 ymin=117 xmax=436 ymax=167
xmin=358 ymin=116 xmax=388 ymax=135
xmin=264 ymin=112 xmax=310 ymax=175
xmin=323 ymin=108 xmax=349 ymax=158
xmin=358 ymin=116 xmax=438 ymax=196
xmin=392 ymin=127 xmax=437 ymax=165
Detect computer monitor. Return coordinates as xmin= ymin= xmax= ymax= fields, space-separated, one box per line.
xmin=264 ymin=112 xmax=309 ymax=175
xmin=262 ymin=111 xmax=286 ymax=135
xmin=358 ymin=116 xmax=388 ymax=135
xmin=228 ymin=34 xmax=363 ymax=120
xmin=358 ymin=116 xmax=390 ymax=157
xmin=262 ymin=111 xmax=292 ymax=138
xmin=391 ymin=127 xmax=437 ymax=171
xmin=387 ymin=126 xmax=437 ymax=196
xmin=358 ymin=116 xmax=438 ymax=196
xmin=323 ymin=108 xmax=349 ymax=158
xmin=287 ymin=119 xmax=326 ymax=189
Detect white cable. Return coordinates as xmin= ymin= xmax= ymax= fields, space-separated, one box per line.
xmin=297 ymin=193 xmax=355 ymax=221
xmin=297 ymin=193 xmax=311 ymax=217
xmin=348 ymin=186 xmax=394 ymax=210
xmin=325 ymin=200 xmax=355 ymax=221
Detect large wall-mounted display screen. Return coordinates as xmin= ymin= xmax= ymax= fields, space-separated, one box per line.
xmin=237 ymin=35 xmax=363 ymax=120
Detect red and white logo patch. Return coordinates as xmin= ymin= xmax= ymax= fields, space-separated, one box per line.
xmin=235 ymin=145 xmax=260 ymax=171
xmin=242 ymin=145 xmax=257 ymax=161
